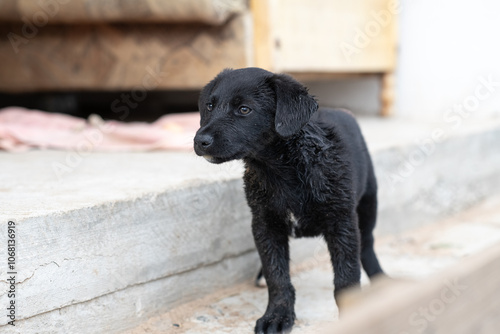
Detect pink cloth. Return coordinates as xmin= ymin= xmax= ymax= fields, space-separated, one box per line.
xmin=0 ymin=107 xmax=200 ymax=152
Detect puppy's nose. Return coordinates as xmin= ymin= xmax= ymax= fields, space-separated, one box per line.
xmin=194 ymin=133 xmax=214 ymax=149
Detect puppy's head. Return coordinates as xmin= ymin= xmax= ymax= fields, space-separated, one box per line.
xmin=194 ymin=67 xmax=318 ymax=164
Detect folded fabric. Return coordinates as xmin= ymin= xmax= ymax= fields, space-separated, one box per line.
xmin=0 ymin=107 xmax=200 ymax=152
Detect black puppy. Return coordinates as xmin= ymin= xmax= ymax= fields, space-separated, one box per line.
xmin=194 ymin=67 xmax=384 ymax=334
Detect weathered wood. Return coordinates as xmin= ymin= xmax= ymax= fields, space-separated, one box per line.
xmin=0 ymin=15 xmax=248 ymax=92
xmin=325 ymin=244 xmax=500 ymax=334
xmin=381 ymin=71 xmax=395 ymax=117
xmin=251 ymin=0 xmax=273 ymax=69
xmin=262 ymin=0 xmax=398 ymax=73
xmin=0 ymin=0 xmax=398 ymax=116
xmin=251 ymin=0 xmax=398 ymax=116
xmin=0 ymin=0 xmax=246 ymax=25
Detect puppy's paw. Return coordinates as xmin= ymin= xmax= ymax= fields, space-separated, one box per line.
xmin=254 ymin=308 xmax=295 ymax=334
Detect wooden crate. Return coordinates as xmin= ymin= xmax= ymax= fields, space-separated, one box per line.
xmin=252 ymin=0 xmax=398 ymax=116
xmin=253 ymin=0 xmax=397 ymax=73
xmin=0 ymin=0 xmax=397 ymax=114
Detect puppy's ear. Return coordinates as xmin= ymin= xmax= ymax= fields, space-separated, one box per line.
xmin=271 ymin=74 xmax=318 ymax=138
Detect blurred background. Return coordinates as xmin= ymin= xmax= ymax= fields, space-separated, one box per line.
xmin=2 ymin=0 xmax=498 ymax=121
xmin=1 ymin=1 xmax=500 ymax=333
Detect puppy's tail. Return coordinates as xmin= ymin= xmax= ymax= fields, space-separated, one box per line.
xmin=255 ymin=268 xmax=267 ymax=288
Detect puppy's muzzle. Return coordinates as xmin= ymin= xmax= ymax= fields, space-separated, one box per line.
xmin=194 ymin=133 xmax=213 ymax=150
xmin=194 ymin=132 xmax=215 ymax=162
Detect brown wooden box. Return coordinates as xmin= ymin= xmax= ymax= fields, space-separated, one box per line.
xmin=0 ymin=0 xmax=397 ymax=114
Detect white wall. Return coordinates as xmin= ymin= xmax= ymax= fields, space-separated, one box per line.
xmin=305 ymin=0 xmax=500 ymax=121
xmin=396 ymin=0 xmax=500 ymax=121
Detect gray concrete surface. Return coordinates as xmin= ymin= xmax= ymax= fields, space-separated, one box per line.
xmin=125 ymin=195 xmax=500 ymax=334
xmin=1 ymin=116 xmax=499 ymax=333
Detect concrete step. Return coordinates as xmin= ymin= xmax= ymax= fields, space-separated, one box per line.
xmin=1 ymin=116 xmax=500 ymax=333
xmin=125 ymin=195 xmax=500 ymax=334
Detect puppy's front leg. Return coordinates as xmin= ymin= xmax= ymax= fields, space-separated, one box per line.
xmin=324 ymin=213 xmax=362 ymax=304
xmin=252 ymin=217 xmax=295 ymax=334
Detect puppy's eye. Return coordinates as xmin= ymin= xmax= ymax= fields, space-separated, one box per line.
xmin=206 ymin=103 xmax=213 ymax=111
xmin=239 ymin=106 xmax=252 ymax=115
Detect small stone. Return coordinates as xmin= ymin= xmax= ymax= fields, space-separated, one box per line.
xmin=196 ymin=315 xmax=209 ymax=322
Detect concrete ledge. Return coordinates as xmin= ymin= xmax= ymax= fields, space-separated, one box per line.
xmin=374 ymin=121 xmax=500 ymax=234
xmin=3 ymin=252 xmax=259 ymax=334
xmin=1 ymin=117 xmax=500 ymax=332
xmin=5 ymin=180 xmax=254 ymax=320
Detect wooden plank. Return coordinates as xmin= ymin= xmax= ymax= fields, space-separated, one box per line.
xmin=250 ymin=0 xmax=273 ymax=70
xmin=0 ymin=0 xmax=247 ymax=25
xmin=323 ymin=244 xmax=500 ymax=333
xmin=0 ymin=16 xmax=248 ymax=92
xmin=267 ymin=0 xmax=398 ymax=73
xmin=380 ymin=72 xmax=395 ymax=116
xmin=285 ymin=71 xmax=368 ymax=82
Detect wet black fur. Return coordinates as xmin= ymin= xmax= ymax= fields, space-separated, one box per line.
xmin=194 ymin=68 xmax=384 ymax=334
